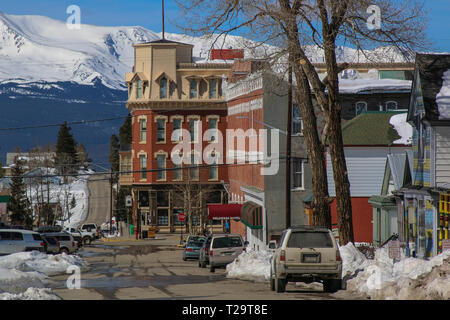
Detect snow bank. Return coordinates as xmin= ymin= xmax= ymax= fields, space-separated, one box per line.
xmin=389 ymin=113 xmax=413 ymax=145
xmin=347 ymin=249 xmax=450 ymax=300
xmin=0 ymin=251 xmax=88 ymax=299
xmin=437 ymin=69 xmax=450 ymax=119
xmin=339 ymin=242 xmax=371 ymax=278
xmin=0 ymin=288 xmax=60 ymax=300
xmin=226 ymin=250 xmax=273 ymax=282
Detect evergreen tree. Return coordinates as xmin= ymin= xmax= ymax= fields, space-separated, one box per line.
xmin=109 ymin=134 xmax=120 ymax=173
xmin=0 ymin=161 xmax=4 ymax=178
xmin=55 ymin=122 xmax=79 ymax=176
xmin=9 ymin=158 xmax=31 ymax=227
xmin=76 ymin=143 xmax=91 ymax=169
xmin=119 ymin=114 xmax=132 ymax=148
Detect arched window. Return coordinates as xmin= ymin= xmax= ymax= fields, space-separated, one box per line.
xmin=386 ymin=101 xmax=398 ymax=111
xmin=160 ymin=77 xmax=167 ymax=99
xmin=137 ymin=79 xmax=143 ymax=98
xmin=190 ymin=79 xmax=198 ymax=98
xmin=355 ymin=101 xmax=367 ymax=116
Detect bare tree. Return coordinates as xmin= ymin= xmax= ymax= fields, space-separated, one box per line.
xmin=177 ymin=0 xmax=428 ymax=244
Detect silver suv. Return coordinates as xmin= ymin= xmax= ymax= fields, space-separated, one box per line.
xmin=0 ymin=229 xmax=46 ymax=255
xmin=208 ymin=234 xmax=246 ymax=273
xmin=41 ymin=232 xmax=77 ymax=254
xmin=270 ymin=226 xmax=342 ymax=293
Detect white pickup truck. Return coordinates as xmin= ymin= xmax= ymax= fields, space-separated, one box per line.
xmin=64 ymin=226 xmax=97 ymax=245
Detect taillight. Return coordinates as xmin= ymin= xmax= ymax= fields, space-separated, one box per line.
xmin=186 ymin=248 xmax=192 ymax=252
xmin=336 ymin=250 xmax=341 ymax=262
xmin=242 ymin=247 xmax=246 ymax=252
xmin=209 ymin=250 xmax=213 ymax=256
xmin=40 ymin=242 xmax=45 ymax=247
xmin=280 ymin=250 xmax=286 ymax=262
xmin=72 ymin=241 xmax=75 ymax=247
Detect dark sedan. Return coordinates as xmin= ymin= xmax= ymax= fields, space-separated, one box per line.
xmin=183 ymin=240 xmax=205 ymax=261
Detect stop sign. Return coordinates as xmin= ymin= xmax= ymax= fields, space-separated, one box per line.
xmin=178 ymin=213 xmax=185 ymax=221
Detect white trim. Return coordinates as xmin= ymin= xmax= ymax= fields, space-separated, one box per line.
xmin=228 ymin=98 xmax=263 ymax=116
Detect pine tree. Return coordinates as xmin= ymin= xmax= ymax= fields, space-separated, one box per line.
xmin=9 ymin=158 xmax=31 ymax=227
xmin=55 ymin=122 xmax=79 ymax=177
xmin=0 ymin=161 xmax=4 ymax=178
xmin=119 ymin=114 xmax=132 ymax=148
xmin=109 ymin=134 xmax=120 ymax=173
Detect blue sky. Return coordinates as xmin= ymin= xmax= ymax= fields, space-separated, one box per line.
xmin=1 ymin=0 xmax=449 ymax=52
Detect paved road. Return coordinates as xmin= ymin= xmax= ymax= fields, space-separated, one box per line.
xmin=50 ymin=234 xmax=364 ymax=300
xmin=85 ymin=175 xmax=111 ymax=226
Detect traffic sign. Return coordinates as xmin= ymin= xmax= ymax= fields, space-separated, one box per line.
xmin=178 ymin=213 xmax=185 ymax=221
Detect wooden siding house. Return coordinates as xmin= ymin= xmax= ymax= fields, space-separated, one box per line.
xmin=394 ymin=53 xmax=450 ymax=259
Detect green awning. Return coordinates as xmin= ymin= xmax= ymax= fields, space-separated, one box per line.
xmin=240 ymin=201 xmax=263 ymax=229
xmin=302 ymin=192 xmax=312 ymax=203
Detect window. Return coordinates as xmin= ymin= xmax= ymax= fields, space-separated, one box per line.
xmin=209 ymin=153 xmax=218 ymax=180
xmin=121 ymin=155 xmax=131 ymax=176
xmin=287 ymin=231 xmax=334 ymax=248
xmin=292 ymin=158 xmax=303 ymax=189
xmin=137 ymin=79 xmax=143 ymax=98
xmin=189 ymin=153 xmax=199 ymax=180
xmin=129 ymin=82 xmax=133 ymax=97
xmin=11 ymin=232 xmax=23 ymax=241
xmin=139 ymin=118 xmax=147 ymax=143
xmin=139 ymin=154 xmax=147 ymax=179
xmin=173 ymin=161 xmax=182 ymax=181
xmin=209 ymin=79 xmax=217 ymax=98
xmin=355 ymin=101 xmax=367 ymax=116
xmin=157 ymin=209 xmax=169 ymax=226
xmin=157 ymin=154 xmax=166 ymax=180
xmin=156 ymin=119 xmax=166 ymax=143
xmin=172 ymin=118 xmax=182 ymax=142
xmin=138 ymin=191 xmax=149 ymax=207
xmin=160 ymin=77 xmax=167 ymax=98
xmin=157 ymin=191 xmax=169 ymax=207
xmin=189 ymin=118 xmax=199 ymax=142
xmin=208 ymin=117 xmax=218 ymax=142
xmin=190 ymin=79 xmax=198 ymax=98
xmin=292 ymin=104 xmax=303 ymax=135
xmin=386 ymin=101 xmax=398 ymax=111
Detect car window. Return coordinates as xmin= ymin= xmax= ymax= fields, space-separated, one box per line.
xmin=44 ymin=237 xmax=57 ymax=245
xmin=11 ymin=232 xmax=24 ymax=241
xmin=0 ymin=231 xmax=11 ymax=240
xmin=212 ymin=236 xmax=243 ymax=248
xmin=188 ymin=241 xmax=204 ymax=247
xmin=278 ymin=230 xmax=288 ymax=248
xmin=287 ymin=231 xmax=334 ymax=248
xmin=32 ymin=234 xmax=42 ymax=241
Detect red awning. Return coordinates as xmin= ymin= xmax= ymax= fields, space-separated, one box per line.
xmin=207 ymin=204 xmax=242 ymax=220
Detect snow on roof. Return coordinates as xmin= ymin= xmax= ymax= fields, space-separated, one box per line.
xmin=436 ymin=69 xmax=450 ymax=119
xmin=389 ymin=113 xmax=413 ymax=145
xmin=339 ymin=78 xmax=412 ymax=94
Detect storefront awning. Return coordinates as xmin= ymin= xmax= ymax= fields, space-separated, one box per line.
xmin=207 ymin=204 xmax=242 ymax=220
xmin=241 ymin=201 xmax=263 ymax=229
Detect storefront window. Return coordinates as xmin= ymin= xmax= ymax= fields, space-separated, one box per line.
xmin=157 ymin=209 xmax=169 ymax=226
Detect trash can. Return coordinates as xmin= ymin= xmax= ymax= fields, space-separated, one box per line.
xmin=129 ymin=225 xmax=134 ymax=236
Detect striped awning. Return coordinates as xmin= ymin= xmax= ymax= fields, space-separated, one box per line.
xmin=240 ymin=201 xmax=263 ymax=229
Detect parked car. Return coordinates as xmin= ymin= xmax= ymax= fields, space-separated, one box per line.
xmin=183 ymin=239 xmax=205 ymax=261
xmin=270 ymin=226 xmax=343 ymax=293
xmin=41 ymin=232 xmax=78 ymax=254
xmin=64 ymin=227 xmax=96 ymax=246
xmin=0 ymin=229 xmax=45 ymax=255
xmin=80 ymin=223 xmax=101 ymax=239
xmin=41 ymin=235 xmax=60 ymax=254
xmin=198 ymin=235 xmax=212 ymax=268
xmin=207 ymin=234 xmax=246 ymax=273
xmin=182 ymin=235 xmax=206 ymax=247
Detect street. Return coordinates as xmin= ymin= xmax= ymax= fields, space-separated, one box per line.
xmin=85 ymin=175 xmax=111 ymax=226
xmin=49 ymin=234 xmax=363 ymax=300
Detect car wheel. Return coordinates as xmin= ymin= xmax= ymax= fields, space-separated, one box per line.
xmin=83 ymin=237 xmax=91 ymax=245
xmin=183 ymin=255 xmax=187 ymax=261
xmin=275 ymin=275 xmax=286 ymax=293
xmin=200 ymin=259 xmax=206 ymax=268
xmin=323 ymin=279 xmax=341 ymax=293
xmin=60 ymin=248 xmax=69 ymax=255
xmin=210 ymin=265 xmax=215 ymax=273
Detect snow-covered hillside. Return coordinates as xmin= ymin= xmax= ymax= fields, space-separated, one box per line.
xmin=0 ymin=12 xmax=413 ymax=91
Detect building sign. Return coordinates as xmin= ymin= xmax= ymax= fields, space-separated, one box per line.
xmin=443 ymin=239 xmax=450 ymax=253
xmin=388 ymin=240 xmax=401 ymax=260
xmin=125 ymin=195 xmax=132 ymax=207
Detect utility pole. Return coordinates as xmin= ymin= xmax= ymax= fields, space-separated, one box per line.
xmin=286 ymin=66 xmax=292 ymax=229
xmin=110 ymin=171 xmax=113 ymax=235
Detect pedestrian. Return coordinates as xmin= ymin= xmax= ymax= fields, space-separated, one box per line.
xmin=225 ymin=220 xmax=230 ymax=233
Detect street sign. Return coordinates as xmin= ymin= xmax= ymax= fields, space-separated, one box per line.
xmin=178 ymin=213 xmax=185 ymax=221
xmin=443 ymin=239 xmax=450 ymax=253
xmin=388 ymin=240 xmax=401 ymax=260
xmin=125 ymin=195 xmax=132 ymax=207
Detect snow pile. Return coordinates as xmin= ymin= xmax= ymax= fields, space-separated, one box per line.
xmin=437 ymin=69 xmax=450 ymax=119
xmin=0 ymin=251 xmax=88 ymax=299
xmin=226 ymin=249 xmax=273 ymax=282
xmin=339 ymin=242 xmax=371 ymax=278
xmin=346 ymin=248 xmax=450 ymax=300
xmin=0 ymin=288 xmax=60 ymax=300
xmin=389 ymin=113 xmax=413 ymax=145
